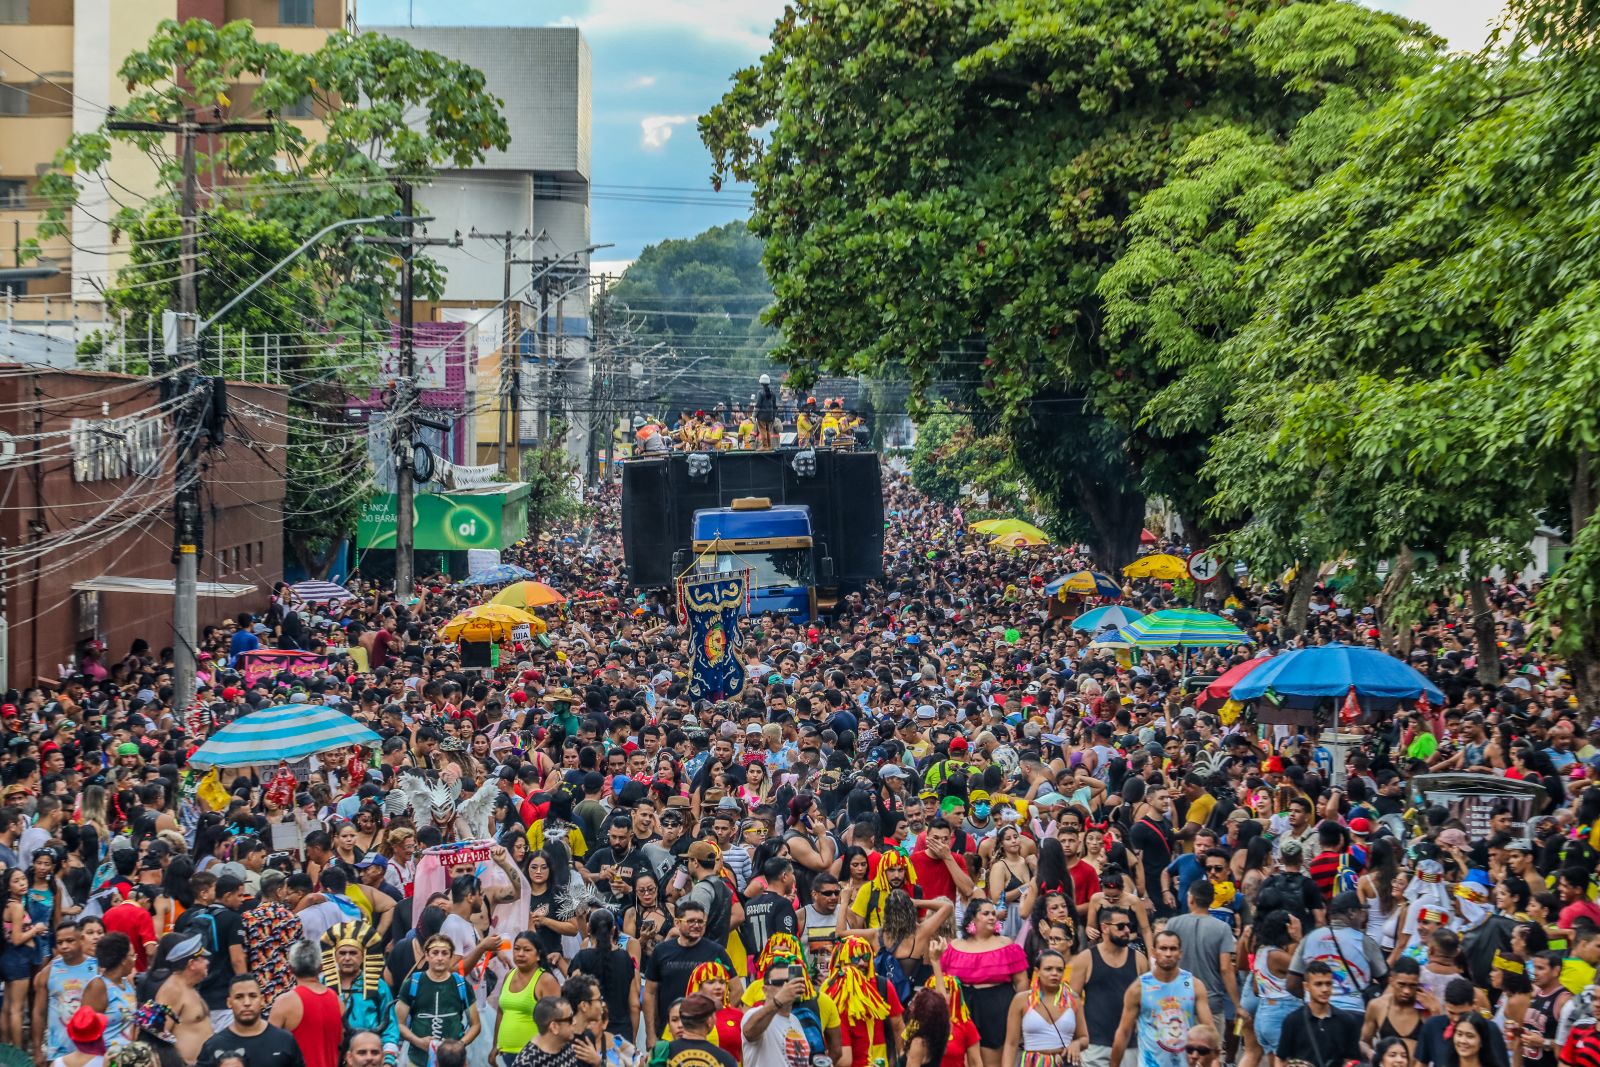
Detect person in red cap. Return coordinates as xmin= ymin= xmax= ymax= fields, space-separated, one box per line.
xmin=57 ymin=1005 xmax=107 ymax=1067
xmin=924 ymin=736 xmax=969 ymax=791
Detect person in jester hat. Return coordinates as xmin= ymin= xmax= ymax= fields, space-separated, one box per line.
xmin=741 ymin=935 xmax=844 ymax=1065
xmin=825 ymin=935 xmax=906 ymax=1067
xmin=686 ymin=961 xmax=746 ymax=1065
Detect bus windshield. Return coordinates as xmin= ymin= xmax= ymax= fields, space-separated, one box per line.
xmin=699 ymin=548 xmax=812 ymax=590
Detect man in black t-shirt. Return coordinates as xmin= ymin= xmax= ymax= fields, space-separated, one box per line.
xmin=197 ymin=974 xmax=305 ymax=1067
xmin=1276 ymin=963 xmax=1363 ymax=1067
xmin=175 ymin=872 xmax=249 ymax=1025
xmin=1129 ymin=786 xmax=1177 ymax=916
xmin=585 ymin=816 xmax=653 ymax=913
xmin=642 ymin=901 xmax=738 ymax=1050
xmin=740 ymin=858 xmax=800 ymax=968
xmin=661 ymin=993 xmax=737 ymax=1067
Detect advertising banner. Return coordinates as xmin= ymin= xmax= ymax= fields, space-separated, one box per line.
xmin=238 ymin=649 xmax=328 ymax=686
xmin=356 ymin=489 xmax=528 ymax=551
xmin=1414 ymin=773 xmax=1545 ymax=842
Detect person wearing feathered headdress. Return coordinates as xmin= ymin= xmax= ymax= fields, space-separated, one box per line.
xmin=685 ymin=961 xmax=746 ymax=1063
xmin=826 ymin=935 xmax=905 ymax=1067
xmin=321 ymin=920 xmax=400 ymax=1065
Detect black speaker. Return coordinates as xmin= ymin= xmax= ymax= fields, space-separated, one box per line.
xmin=622 ymin=459 xmax=674 ymax=587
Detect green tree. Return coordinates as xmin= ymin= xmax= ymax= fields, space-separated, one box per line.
xmin=702 ymin=0 xmax=1413 ymax=569
xmin=1096 ymin=2 xmax=1441 ymax=619
xmin=1195 ymin=0 xmax=1600 ymax=699
xmin=602 ymin=221 xmax=781 ymax=415
xmin=33 ymin=18 xmax=510 ymax=578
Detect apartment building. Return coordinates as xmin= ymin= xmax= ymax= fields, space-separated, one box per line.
xmin=0 ymin=0 xmax=344 ymax=321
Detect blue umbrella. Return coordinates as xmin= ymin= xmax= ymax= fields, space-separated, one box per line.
xmin=1070 ymin=605 xmax=1146 ymax=632
xmin=458 ymin=564 xmax=536 ymax=587
xmin=1231 ymin=643 xmax=1444 ymax=704
xmin=188 ymin=704 xmax=380 ymax=769
xmin=1045 ymin=571 xmax=1122 ymax=598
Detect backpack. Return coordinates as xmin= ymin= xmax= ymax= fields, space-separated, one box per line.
xmin=176 ymin=904 xmax=224 ymax=960
xmin=1333 ymin=855 xmax=1359 ymax=897
xmin=876 ymin=939 xmax=914 ymax=1007
xmin=792 ymin=998 xmax=827 ymax=1058
xmin=702 ymin=877 xmax=734 ymax=946
xmin=1256 ymin=873 xmax=1310 ymax=921
xmin=407 ymin=968 xmax=470 ymax=1010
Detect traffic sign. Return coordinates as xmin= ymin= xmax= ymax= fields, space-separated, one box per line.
xmin=1188 ymin=551 xmax=1221 ymax=583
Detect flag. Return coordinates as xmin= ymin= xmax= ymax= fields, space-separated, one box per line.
xmin=682 ymin=572 xmax=747 ymax=701
xmin=1340 ymin=685 xmax=1362 ymax=727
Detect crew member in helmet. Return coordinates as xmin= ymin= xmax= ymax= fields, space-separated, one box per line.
xmin=754 ymin=374 xmax=778 ymax=450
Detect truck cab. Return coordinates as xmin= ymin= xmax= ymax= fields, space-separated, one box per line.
xmin=692 ymin=498 xmax=816 ymax=619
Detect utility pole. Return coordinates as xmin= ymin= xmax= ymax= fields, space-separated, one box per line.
xmin=360 ymin=183 xmax=460 ymax=600
xmin=468 ymin=229 xmax=534 ymax=474
xmin=106 ymin=107 xmax=270 ymax=712
xmin=396 ymin=182 xmax=416 ymax=602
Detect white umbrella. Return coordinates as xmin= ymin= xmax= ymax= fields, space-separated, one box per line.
xmin=188 ymin=704 xmax=380 ymax=769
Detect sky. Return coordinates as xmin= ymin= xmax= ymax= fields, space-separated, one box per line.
xmin=360 ymin=0 xmax=1509 ymax=268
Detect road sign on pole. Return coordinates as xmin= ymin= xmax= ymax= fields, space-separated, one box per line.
xmin=1188 ymin=550 xmax=1221 ymax=583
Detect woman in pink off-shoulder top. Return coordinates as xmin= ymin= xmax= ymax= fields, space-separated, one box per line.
xmin=940 ymin=899 xmax=1031 ymax=1067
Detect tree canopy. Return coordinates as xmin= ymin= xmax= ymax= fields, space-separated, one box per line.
xmin=702 ymin=0 xmax=1437 ymax=570
xmin=601 ymin=221 xmax=780 ymax=415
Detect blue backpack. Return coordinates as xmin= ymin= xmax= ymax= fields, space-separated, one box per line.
xmin=875 ymin=940 xmax=914 ymax=1007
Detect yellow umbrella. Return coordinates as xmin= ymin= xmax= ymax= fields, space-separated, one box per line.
xmin=1122 ymin=553 xmax=1190 ymax=580
xmin=490 ymin=581 xmax=567 ymax=609
xmin=439 ymin=604 xmax=545 ymax=643
xmin=981 ymin=518 xmax=1049 ymax=541
xmin=970 ymin=518 xmax=1008 ymax=533
xmin=991 ymin=529 xmax=1050 ymax=548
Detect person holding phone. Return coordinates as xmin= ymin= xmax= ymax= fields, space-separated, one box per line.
xmin=740 ymin=962 xmax=809 ymax=1067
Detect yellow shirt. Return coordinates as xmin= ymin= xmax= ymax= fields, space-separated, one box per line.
xmin=1183 ymin=794 xmax=1217 ymax=852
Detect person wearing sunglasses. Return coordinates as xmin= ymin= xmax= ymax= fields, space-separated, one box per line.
xmin=509 ymin=996 xmax=601 ymax=1067
xmin=1181 ymin=1025 xmax=1222 ymax=1067
xmin=1069 ymin=907 xmax=1147 ymax=1067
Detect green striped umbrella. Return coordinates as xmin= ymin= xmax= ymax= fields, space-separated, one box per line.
xmin=1113 ymin=607 xmax=1248 ymax=649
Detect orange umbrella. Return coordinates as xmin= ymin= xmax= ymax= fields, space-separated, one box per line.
xmin=490 ymin=581 xmax=567 ymax=609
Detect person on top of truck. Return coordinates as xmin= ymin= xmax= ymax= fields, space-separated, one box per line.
xmin=755 ymin=375 xmax=778 ymax=450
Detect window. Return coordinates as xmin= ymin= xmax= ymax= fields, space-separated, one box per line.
xmin=278 ymin=0 xmax=313 ymax=25
xmin=245 ymin=542 xmax=253 ymax=568
xmin=0 ymin=0 xmax=29 ymax=25
xmin=0 ymin=180 xmax=25 ymax=208
xmin=281 ymin=94 xmax=314 ymax=119
xmin=532 ymin=173 xmax=585 ymax=203
xmin=0 ymin=86 xmax=28 ymax=116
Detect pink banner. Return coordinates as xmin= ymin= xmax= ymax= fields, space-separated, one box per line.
xmin=238 ymin=650 xmax=328 ymax=686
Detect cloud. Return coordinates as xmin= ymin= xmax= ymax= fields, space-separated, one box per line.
xmin=626 ymin=75 xmax=658 ymax=89
xmin=640 ymin=114 xmax=695 ymax=150
xmin=572 ymin=0 xmax=788 ymax=51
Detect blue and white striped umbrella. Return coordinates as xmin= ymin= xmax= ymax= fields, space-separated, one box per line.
xmin=458 ymin=564 xmax=536 ymax=587
xmin=188 ymin=704 xmax=380 ymax=769
xmin=290 ymin=580 xmax=355 ymax=604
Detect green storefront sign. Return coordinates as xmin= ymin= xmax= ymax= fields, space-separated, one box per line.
xmin=356 ymin=486 xmax=530 ymax=550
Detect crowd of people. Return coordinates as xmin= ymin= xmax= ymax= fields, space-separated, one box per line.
xmin=6 ymin=460 xmax=1600 ymax=1067
xmin=630 ymin=377 xmax=868 ymax=454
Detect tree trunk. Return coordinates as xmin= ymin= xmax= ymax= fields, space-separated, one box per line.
xmin=1286 ymin=562 xmax=1318 ymax=635
xmin=1568 ymin=452 xmax=1600 ymax=715
xmin=1077 ymin=479 xmax=1146 ymax=575
xmin=1466 ymin=567 xmax=1502 ymax=685
xmin=1375 ymin=545 xmax=1414 ymax=654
